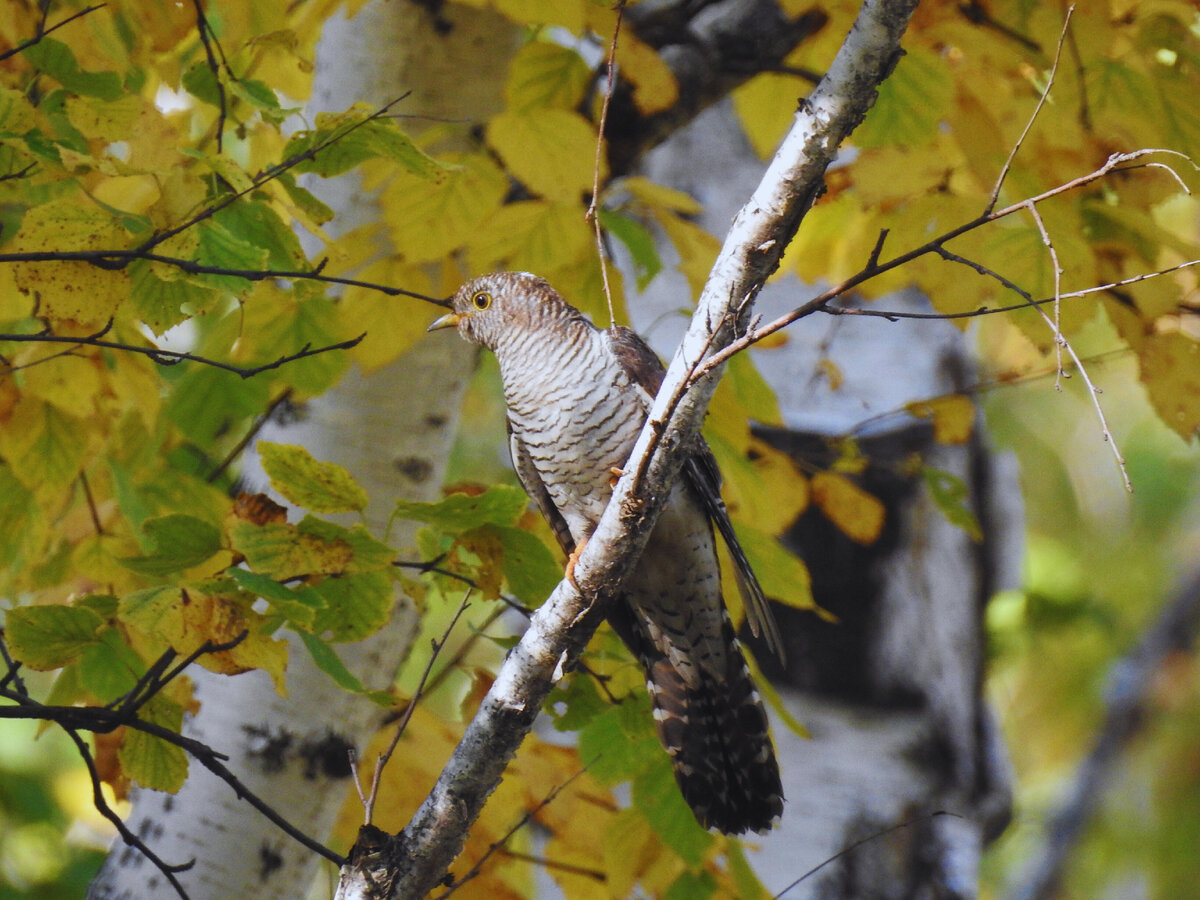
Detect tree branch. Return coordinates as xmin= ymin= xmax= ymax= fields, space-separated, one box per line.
xmin=0 ymin=321 xmax=365 ymax=378
xmin=606 ymin=0 xmax=830 ymax=174
xmin=333 ymin=1 xmax=920 ymax=896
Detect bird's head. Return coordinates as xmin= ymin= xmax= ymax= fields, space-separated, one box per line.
xmin=427 ymin=271 xmax=581 ymax=350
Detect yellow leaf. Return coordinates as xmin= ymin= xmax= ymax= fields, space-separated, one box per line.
xmin=487 ymin=109 xmax=601 ymax=201
xmin=618 ymin=175 xmax=702 ymax=216
xmin=10 ymin=201 xmax=130 ymax=327
xmin=92 ymin=174 xmax=161 ymax=216
xmin=341 ymin=258 xmax=437 ymax=371
xmin=733 ymin=73 xmax=801 ymax=160
xmin=906 ymin=393 xmax=975 ymax=444
xmin=811 ymin=471 xmax=885 ymax=545
xmin=1138 ymin=331 xmax=1200 ymax=440
xmin=468 ymin=200 xmax=593 ymax=275
xmin=493 ymin=0 xmax=586 ymax=32
xmin=504 ymin=41 xmax=590 ymax=112
xmin=0 ymin=85 xmax=39 ymax=131
xmin=732 ymin=521 xmax=815 ymax=613
xmin=381 ymin=152 xmax=507 ymax=263
xmin=18 ymin=352 xmax=104 ymax=419
xmin=0 ymin=396 xmax=91 ymax=498
xmin=587 ymin=6 xmax=679 ymax=115
xmin=780 ymin=192 xmax=872 ymax=285
xmin=654 ymin=210 xmax=719 ymax=297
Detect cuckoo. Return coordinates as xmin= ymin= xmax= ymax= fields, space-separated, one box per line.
xmin=428 ymin=271 xmax=784 ymax=834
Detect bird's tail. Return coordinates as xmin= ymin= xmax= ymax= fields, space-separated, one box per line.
xmin=616 ymin=607 xmax=784 ymax=834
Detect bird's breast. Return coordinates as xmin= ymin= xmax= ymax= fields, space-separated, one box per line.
xmin=499 ymin=337 xmax=645 ymax=539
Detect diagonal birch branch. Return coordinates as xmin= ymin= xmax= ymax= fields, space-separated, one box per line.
xmin=334 ymin=1 xmax=920 ymax=896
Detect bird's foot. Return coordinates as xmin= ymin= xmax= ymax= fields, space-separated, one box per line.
xmin=565 ymin=536 xmax=589 ymax=589
xmin=608 ymin=467 xmax=625 ymax=487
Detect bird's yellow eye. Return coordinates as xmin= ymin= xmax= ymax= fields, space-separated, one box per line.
xmin=472 ymin=291 xmax=492 ymax=311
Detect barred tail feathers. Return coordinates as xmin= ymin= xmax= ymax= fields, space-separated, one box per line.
xmin=643 ymin=624 xmax=783 ymax=834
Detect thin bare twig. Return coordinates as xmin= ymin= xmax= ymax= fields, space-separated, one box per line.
xmin=821 ymin=256 xmax=1200 ymax=321
xmin=62 ymin=726 xmax=195 ymax=900
xmin=1023 ymin=201 xmax=1066 ymax=385
xmin=361 ymin=591 xmax=472 ymax=825
xmin=207 ymin=388 xmax=295 ymax=483
xmin=494 ymin=848 xmax=606 ymax=882
xmin=137 ymin=94 xmax=414 ymax=254
xmin=586 ymin=0 xmax=626 ymax=327
xmin=0 ymin=249 xmax=446 ymax=305
xmin=0 ymin=693 xmax=345 ymax=867
xmin=0 ymin=3 xmax=106 ymax=64
xmin=190 ymin=0 xmax=228 ymax=151
xmin=773 ymin=811 xmax=963 ymax=898
xmin=0 ymin=321 xmax=365 ymax=378
xmin=987 ymin=5 xmax=1075 ymax=213
xmin=935 ymin=246 xmax=1132 ymax=491
xmin=436 ymin=765 xmax=592 ymax=898
xmin=691 ymin=147 xmax=1196 ymax=378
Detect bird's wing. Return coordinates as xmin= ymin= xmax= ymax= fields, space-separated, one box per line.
xmin=509 ymin=424 xmax=575 ymax=557
xmin=606 ymin=326 xmax=784 ymax=661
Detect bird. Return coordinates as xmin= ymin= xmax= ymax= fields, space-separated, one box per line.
xmin=428 ymin=271 xmax=784 ymax=834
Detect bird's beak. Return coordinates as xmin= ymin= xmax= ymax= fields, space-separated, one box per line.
xmin=427 ymin=311 xmax=464 ymax=332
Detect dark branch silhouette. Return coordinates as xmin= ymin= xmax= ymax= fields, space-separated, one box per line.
xmin=0 ymin=319 xmax=366 ymax=378
xmin=0 ymin=3 xmax=106 ymax=64
xmin=0 ymin=633 xmax=346 ymax=877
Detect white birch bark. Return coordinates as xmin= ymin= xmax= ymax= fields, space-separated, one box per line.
xmin=87 ymin=5 xmax=516 ymax=898
xmin=334 ymin=1 xmax=925 ymax=896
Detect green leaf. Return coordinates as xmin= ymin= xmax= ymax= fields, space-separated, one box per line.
xmin=0 ymin=398 xmax=87 ymax=498
xmin=258 ymin=441 xmax=369 ymax=513
xmin=249 ymin=294 xmax=348 ymax=396
xmin=304 ymin=570 xmax=394 ymax=642
xmin=664 ymin=869 xmax=718 ymax=900
xmin=119 ymin=515 xmax=224 ymax=577
xmin=117 ymin=586 xmax=182 ymax=634
xmin=0 ymin=465 xmax=43 ymax=581
xmin=181 ymin=61 xmax=221 ymax=106
xmin=215 ymin=200 xmax=305 ymax=272
xmin=297 ymin=631 xmax=394 ymax=705
xmin=578 ymin=698 xmax=661 ymax=785
xmin=633 ymin=756 xmax=714 ymax=866
xmin=226 ymin=567 xmax=319 ymax=629
xmin=278 ymin=173 xmax=335 ymax=225
xmin=129 ymin=260 xmax=219 ymax=336
xmin=548 ymin=672 xmax=609 ymax=732
xmin=164 ymin=367 xmax=270 ymax=448
xmin=4 ymin=605 xmax=103 ymax=670
xmin=23 ymin=38 xmax=123 ymax=101
xmin=725 ymin=841 xmax=771 ymax=900
xmin=193 ymin=217 xmax=269 ymax=292
xmin=732 ymin=522 xmax=816 ymax=613
xmin=922 ymin=467 xmax=983 ymax=541
xmin=504 ymin=41 xmax=591 ymax=112
xmin=119 ymin=695 xmax=188 ymax=793
xmin=490 ymin=524 xmax=562 ymax=605
xmin=597 ymin=208 xmax=662 ymax=290
xmin=284 ymin=107 xmax=444 ymax=179
xmin=855 ymin=46 xmax=953 ymax=149
xmin=393 ymin=486 xmax=530 ymax=533
xmin=73 ymin=630 xmax=144 ymax=703
xmin=228 ymin=78 xmax=286 ymax=120
xmin=230 ymin=515 xmax=393 ymax=580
